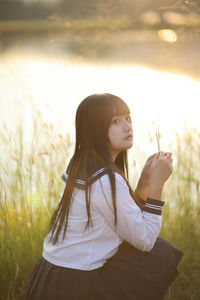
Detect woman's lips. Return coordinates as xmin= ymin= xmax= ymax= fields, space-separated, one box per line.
xmin=124 ymin=135 xmax=132 ymax=140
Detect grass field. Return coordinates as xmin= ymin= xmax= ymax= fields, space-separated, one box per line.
xmin=0 ymin=110 xmax=200 ymax=299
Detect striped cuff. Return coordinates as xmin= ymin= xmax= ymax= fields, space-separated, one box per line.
xmin=143 ymin=198 xmax=165 ymax=215
xmin=133 ymin=191 xmax=146 ymax=210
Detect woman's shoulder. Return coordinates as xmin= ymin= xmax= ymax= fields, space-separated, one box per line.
xmin=90 ymin=169 xmax=128 ymax=192
xmin=61 ymin=167 xmax=126 ymax=190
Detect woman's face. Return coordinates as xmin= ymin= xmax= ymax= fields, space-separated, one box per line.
xmin=107 ymin=114 xmax=133 ymax=160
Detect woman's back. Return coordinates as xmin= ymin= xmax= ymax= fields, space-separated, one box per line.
xmin=42 ymin=169 xmax=122 ymax=270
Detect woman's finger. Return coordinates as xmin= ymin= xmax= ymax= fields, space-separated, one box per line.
xmin=155 ymin=151 xmax=165 ymax=160
xmin=156 ymin=152 xmax=173 ymax=169
xmin=164 ymin=153 xmax=173 ymax=163
xmin=146 ymin=153 xmax=158 ymax=162
xmin=164 ymin=152 xmax=172 ymax=158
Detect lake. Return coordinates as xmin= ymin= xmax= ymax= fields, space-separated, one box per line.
xmin=1 ymin=28 xmax=200 ymax=163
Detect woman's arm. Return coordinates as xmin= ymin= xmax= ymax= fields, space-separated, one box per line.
xmin=135 ymin=153 xmax=157 ymax=201
xmin=93 ymin=173 xmax=164 ymax=252
xmin=135 ymin=151 xmax=173 ymax=201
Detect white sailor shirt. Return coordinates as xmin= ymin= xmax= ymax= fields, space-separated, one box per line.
xmin=42 ymin=168 xmax=165 ymax=270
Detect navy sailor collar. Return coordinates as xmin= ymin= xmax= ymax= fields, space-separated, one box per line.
xmin=61 ymin=167 xmax=110 ymax=190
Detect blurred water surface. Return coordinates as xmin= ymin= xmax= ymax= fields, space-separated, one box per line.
xmin=1 ymin=29 xmax=200 ymax=159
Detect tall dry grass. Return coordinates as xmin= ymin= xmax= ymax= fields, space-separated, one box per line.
xmin=0 ymin=109 xmax=73 ymax=299
xmin=161 ymin=124 xmax=200 ymax=300
xmin=0 ymin=112 xmax=199 ymax=299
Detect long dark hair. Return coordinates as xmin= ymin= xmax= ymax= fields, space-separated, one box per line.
xmin=48 ymin=93 xmax=131 ymax=244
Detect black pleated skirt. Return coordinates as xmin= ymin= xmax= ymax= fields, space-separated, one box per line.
xmin=26 ymin=238 xmax=183 ymax=300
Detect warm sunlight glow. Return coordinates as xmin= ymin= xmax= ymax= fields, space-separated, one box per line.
xmin=1 ymin=52 xmax=200 ymax=154
xmin=158 ymin=29 xmax=177 ymax=43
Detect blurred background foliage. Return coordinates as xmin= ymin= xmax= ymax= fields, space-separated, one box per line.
xmin=1 ymin=0 xmax=200 ymax=25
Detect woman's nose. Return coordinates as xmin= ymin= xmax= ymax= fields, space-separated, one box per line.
xmin=124 ymin=121 xmax=132 ymax=132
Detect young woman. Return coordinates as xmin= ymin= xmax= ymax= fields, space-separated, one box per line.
xmin=26 ymin=93 xmax=183 ymax=300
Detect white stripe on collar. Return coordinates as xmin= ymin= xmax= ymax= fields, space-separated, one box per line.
xmin=61 ymin=167 xmax=108 ymax=187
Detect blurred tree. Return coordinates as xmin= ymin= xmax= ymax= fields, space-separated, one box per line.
xmin=20 ymin=0 xmax=63 ymax=6
xmin=0 ymin=0 xmax=199 ymax=21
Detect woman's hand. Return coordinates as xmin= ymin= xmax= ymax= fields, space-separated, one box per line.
xmin=135 ymin=153 xmax=158 ymax=201
xmin=148 ymin=152 xmax=173 ymax=200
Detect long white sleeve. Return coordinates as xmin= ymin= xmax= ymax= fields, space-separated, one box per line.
xmin=93 ymin=173 xmax=164 ymax=252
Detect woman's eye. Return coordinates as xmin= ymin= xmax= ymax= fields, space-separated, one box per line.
xmin=113 ymin=118 xmax=120 ymax=124
xmin=126 ymin=116 xmax=132 ymax=123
